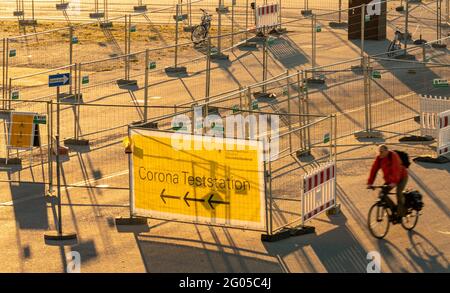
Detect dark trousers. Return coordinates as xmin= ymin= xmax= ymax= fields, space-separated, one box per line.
xmin=395 ymin=176 xmax=408 ymax=217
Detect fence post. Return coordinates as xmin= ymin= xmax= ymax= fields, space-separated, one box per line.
xmin=175 ymin=4 xmax=180 ymax=68
xmin=422 ymin=43 xmax=427 ymax=62
xmin=69 ymin=26 xmax=74 ymax=94
xmin=367 ymin=57 xmax=373 ymax=131
xmin=405 ymin=0 xmax=409 ymax=50
xmin=246 ymin=86 xmax=252 ymax=110
xmin=231 ymin=0 xmax=235 ymax=51
xmin=262 ymin=36 xmax=268 ymax=92
xmin=363 ymin=56 xmax=370 ymax=133
xmin=124 ymin=15 xmax=129 ymax=80
xmin=311 ymin=14 xmax=317 ymax=75
xmin=297 ymin=70 xmax=305 ymax=151
xmin=144 ymin=49 xmax=149 ymax=122
xmin=338 ymin=0 xmax=342 ymax=23
xmin=245 ymin=0 xmax=249 ymax=41
xmin=360 ymin=3 xmax=365 ymax=67
xmin=47 ymin=100 xmax=53 ymax=196
xmin=2 ymin=38 xmax=5 ymax=108
xmin=205 ymin=37 xmax=211 ymax=101
xmin=267 ymin=136 xmax=273 ymax=236
xmin=5 ymin=38 xmax=9 ymax=110
xmin=287 ymin=72 xmax=292 ymax=153
xmin=218 ymin=0 xmax=223 ymax=55
xmin=304 ymin=71 xmax=311 ymax=153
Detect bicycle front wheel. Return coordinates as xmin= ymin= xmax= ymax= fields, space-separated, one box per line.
xmin=368 ymin=203 xmax=390 ymax=239
xmin=401 ymin=209 xmax=419 ymax=230
xmin=191 ymin=25 xmax=207 ymax=44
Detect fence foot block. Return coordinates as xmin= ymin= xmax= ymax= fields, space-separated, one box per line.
xmin=165 ymin=66 xmax=187 ymax=75
xmin=13 ymin=11 xmax=24 ymax=17
xmin=431 ymin=43 xmax=447 ymax=49
xmin=99 ymin=21 xmax=113 ymax=29
xmin=395 ymin=6 xmax=405 ymax=12
xmin=19 ymin=19 xmax=37 ymax=26
xmin=90 ymin=12 xmax=105 ymax=19
xmin=306 ymin=77 xmax=326 ymax=85
xmin=56 ymin=3 xmax=69 ymax=10
xmin=216 ymin=6 xmax=229 ymax=14
xmin=64 ymin=139 xmax=90 ymax=146
xmin=329 ymin=22 xmax=348 ymax=29
xmin=354 ymin=130 xmax=383 ymax=139
xmin=132 ymin=121 xmax=158 ymax=129
xmin=326 ymin=203 xmax=341 ymax=216
xmin=413 ymin=156 xmax=450 ymax=164
xmin=0 ymin=158 xmax=22 ymax=166
xmin=44 ymin=232 xmax=77 ymax=242
xmin=117 ymin=79 xmax=139 ymax=91
xmin=296 ymin=149 xmax=311 ymax=158
xmin=134 ymin=5 xmax=147 ymax=12
xmin=115 ymin=217 xmax=148 ymax=226
xmin=301 ymin=10 xmax=313 ymax=16
xmin=58 ymin=93 xmax=83 ymax=103
xmin=394 ymin=53 xmax=416 ymax=60
xmin=253 ymin=92 xmax=277 ymax=102
xmin=238 ymin=41 xmax=258 ymax=49
xmin=261 ymin=226 xmax=315 ymax=242
xmin=211 ymin=52 xmax=229 ymax=60
xmin=399 ymin=135 xmax=433 ymax=143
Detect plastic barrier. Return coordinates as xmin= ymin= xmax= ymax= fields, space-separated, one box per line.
xmin=420 ymin=95 xmax=450 ymax=138
xmin=302 ymin=161 xmax=336 ymax=224
xmin=437 ymin=110 xmax=450 ymax=157
xmin=255 ymin=3 xmax=279 ymax=30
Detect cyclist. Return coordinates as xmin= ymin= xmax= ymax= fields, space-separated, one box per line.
xmin=367 ymin=145 xmax=409 ymax=220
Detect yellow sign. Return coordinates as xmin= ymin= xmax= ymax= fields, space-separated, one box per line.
xmin=130 ymin=129 xmax=266 ymax=230
xmin=9 ymin=112 xmax=36 ymax=149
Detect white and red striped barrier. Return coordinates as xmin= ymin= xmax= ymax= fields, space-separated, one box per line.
xmin=437 ymin=110 xmax=450 ymax=157
xmin=420 ymin=95 xmax=450 ymax=138
xmin=302 ymin=161 xmax=336 ymax=223
xmin=255 ymin=3 xmax=279 ymax=30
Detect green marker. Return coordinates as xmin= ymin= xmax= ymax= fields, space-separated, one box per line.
xmin=82 ymin=75 xmax=89 ymax=84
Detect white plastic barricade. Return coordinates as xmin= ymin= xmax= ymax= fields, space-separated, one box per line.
xmin=302 ymin=161 xmax=336 ymax=224
xmin=255 ymin=3 xmax=279 ymax=30
xmin=437 ymin=110 xmax=450 ymax=157
xmin=420 ymin=95 xmax=450 ymax=138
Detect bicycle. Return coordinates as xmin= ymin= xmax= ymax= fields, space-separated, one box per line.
xmin=367 ymin=185 xmax=422 ymax=239
xmin=191 ymin=8 xmax=212 ymax=45
xmin=387 ymin=30 xmax=403 ymax=58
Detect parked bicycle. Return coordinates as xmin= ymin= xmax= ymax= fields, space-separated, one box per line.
xmin=367 ymin=185 xmax=424 ymax=239
xmin=191 ymin=8 xmax=212 ymax=45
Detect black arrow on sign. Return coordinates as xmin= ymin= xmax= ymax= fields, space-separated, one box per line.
xmin=183 ymin=192 xmax=205 ymax=207
xmin=160 ymin=189 xmax=181 ymax=204
xmin=207 ymin=193 xmax=230 ymax=210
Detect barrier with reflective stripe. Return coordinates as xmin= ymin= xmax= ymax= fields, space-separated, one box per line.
xmin=255 ymin=3 xmax=279 ymax=29
xmin=302 ymin=161 xmax=336 ymax=224
xmin=437 ymin=110 xmax=450 ymax=157
xmin=420 ymin=95 xmax=450 ymax=138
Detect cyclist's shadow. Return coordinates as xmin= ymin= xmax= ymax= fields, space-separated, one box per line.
xmin=263 ymin=212 xmax=371 ymax=272
xmin=405 ymin=230 xmax=449 ymax=272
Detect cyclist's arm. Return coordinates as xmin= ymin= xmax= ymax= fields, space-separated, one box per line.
xmin=367 ymin=157 xmax=381 ymax=185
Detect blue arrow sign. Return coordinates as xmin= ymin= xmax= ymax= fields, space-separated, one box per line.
xmin=48 ymin=73 xmax=71 ymax=87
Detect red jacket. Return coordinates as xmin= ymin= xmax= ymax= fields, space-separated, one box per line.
xmin=368 ymin=151 xmax=408 ymax=185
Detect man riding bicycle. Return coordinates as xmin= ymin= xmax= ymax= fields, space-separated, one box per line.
xmin=367 ymin=145 xmax=409 ymax=220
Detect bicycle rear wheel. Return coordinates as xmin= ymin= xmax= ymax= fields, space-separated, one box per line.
xmin=191 ymin=25 xmax=207 ymax=44
xmin=368 ymin=203 xmax=390 ymax=239
xmin=401 ymin=209 xmax=419 ymax=230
